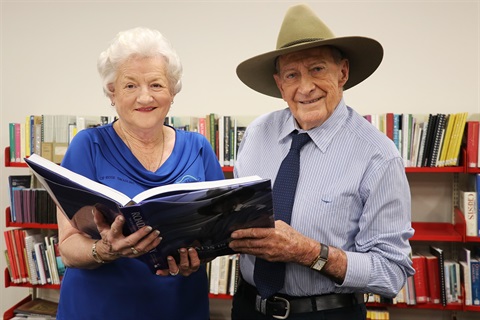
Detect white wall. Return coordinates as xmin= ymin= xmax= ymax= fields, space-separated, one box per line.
xmin=1 ymin=1 xmax=480 ymax=318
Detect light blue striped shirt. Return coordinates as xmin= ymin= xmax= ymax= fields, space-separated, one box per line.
xmin=234 ymin=99 xmax=415 ymax=298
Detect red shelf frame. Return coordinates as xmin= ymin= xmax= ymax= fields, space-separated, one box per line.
xmin=4 ymin=147 xmax=28 ymax=167
xmin=208 ymin=293 xmax=233 ymax=300
xmin=4 ymin=269 xmax=60 ymax=290
xmin=3 ymin=295 xmax=32 ymax=320
xmin=5 ymin=207 xmax=58 ymax=229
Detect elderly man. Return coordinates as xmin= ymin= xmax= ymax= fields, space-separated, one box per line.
xmin=229 ymin=4 xmax=414 ymax=320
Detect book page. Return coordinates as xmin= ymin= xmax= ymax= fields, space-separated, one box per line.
xmin=132 ymin=175 xmax=264 ymax=204
xmin=25 ymin=153 xmax=131 ymax=205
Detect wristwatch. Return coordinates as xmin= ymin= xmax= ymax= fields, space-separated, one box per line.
xmin=310 ymin=243 xmax=329 ymax=272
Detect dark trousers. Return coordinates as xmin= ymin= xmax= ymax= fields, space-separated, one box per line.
xmin=231 ymin=279 xmax=367 ymax=320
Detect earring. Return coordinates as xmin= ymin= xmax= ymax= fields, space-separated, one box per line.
xmin=111 ymin=102 xmax=115 ymax=106
xmin=171 ymin=101 xmax=174 ymax=105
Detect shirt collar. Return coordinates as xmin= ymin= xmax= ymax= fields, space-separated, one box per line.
xmin=282 ymin=98 xmax=348 ymax=152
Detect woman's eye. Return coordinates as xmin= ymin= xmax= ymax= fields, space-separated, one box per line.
xmin=125 ymin=84 xmax=136 ymax=89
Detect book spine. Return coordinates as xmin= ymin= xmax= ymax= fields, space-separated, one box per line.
xmin=472 ymin=259 xmax=480 ymax=305
xmin=425 ymin=256 xmax=441 ymax=304
xmin=393 ymin=114 xmax=400 ymax=151
xmin=412 ymin=255 xmax=428 ymax=303
xmin=467 ymin=121 xmax=480 ymax=167
xmin=460 ymin=191 xmax=478 ymax=236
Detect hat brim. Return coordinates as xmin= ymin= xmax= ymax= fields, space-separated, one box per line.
xmin=236 ymin=36 xmax=383 ymax=98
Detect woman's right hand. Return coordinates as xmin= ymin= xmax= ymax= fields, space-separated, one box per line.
xmin=92 ymin=207 xmax=162 ymax=262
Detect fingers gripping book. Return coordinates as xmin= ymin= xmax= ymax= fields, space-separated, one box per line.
xmin=24 ymin=153 xmax=274 ymax=273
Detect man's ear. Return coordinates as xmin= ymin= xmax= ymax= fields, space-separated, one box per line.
xmin=339 ymin=59 xmax=349 ymax=87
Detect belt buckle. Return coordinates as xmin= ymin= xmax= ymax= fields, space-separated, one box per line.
xmin=271 ymin=296 xmax=290 ymax=320
xmin=255 ymin=295 xmax=290 ymax=319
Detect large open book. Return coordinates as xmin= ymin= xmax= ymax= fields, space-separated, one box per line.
xmin=24 ymin=153 xmax=274 ymax=273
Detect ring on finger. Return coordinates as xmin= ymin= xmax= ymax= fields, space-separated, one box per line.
xmin=131 ymin=246 xmax=139 ymax=255
xmin=169 ymin=269 xmax=180 ymax=276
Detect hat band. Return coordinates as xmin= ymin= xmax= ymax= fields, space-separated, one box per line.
xmin=280 ymin=38 xmax=324 ymax=49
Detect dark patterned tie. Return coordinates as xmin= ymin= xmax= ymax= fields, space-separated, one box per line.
xmin=254 ymin=131 xmax=312 ymax=299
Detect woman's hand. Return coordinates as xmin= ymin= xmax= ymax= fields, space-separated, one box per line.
xmin=92 ymin=207 xmax=162 ymax=261
xmin=155 ymin=247 xmax=201 ymax=277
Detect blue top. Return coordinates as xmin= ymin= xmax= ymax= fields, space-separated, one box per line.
xmin=234 ymin=99 xmax=415 ymax=298
xmin=56 ymin=123 xmax=224 ymax=320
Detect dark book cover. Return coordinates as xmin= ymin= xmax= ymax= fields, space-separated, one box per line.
xmin=429 ymin=246 xmax=447 ymax=306
xmin=24 ymin=154 xmax=274 ymax=273
xmin=14 ymin=298 xmax=58 ymax=317
xmin=8 ymin=175 xmax=32 ymax=222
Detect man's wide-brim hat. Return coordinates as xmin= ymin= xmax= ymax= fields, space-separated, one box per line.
xmin=236 ymin=4 xmax=383 ymax=98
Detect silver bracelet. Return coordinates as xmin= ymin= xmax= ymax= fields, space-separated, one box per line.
xmin=92 ymin=239 xmax=106 ymax=264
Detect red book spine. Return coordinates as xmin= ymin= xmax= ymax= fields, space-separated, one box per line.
xmin=466 ymin=121 xmax=479 ymax=167
xmin=386 ymin=113 xmax=394 ymax=141
xmin=4 ymin=230 xmax=20 ymax=283
xmin=13 ymin=229 xmax=28 ymax=283
xmin=425 ymin=255 xmax=441 ymax=304
xmin=412 ymin=255 xmax=429 ymax=303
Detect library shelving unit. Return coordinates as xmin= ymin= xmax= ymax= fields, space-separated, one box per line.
xmin=4 ymin=148 xmax=61 ymax=320
xmin=365 ymin=161 xmax=480 ymax=318
xmin=5 ymin=146 xmax=480 ymax=318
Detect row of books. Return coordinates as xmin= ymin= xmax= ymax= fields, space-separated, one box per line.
xmin=206 ymin=254 xmax=239 ymax=296
xmin=365 ymin=112 xmax=468 ymax=167
xmin=165 ymin=114 xmax=255 ymax=167
xmin=8 ymin=114 xmax=115 ymax=164
xmin=4 ymin=229 xmax=65 ymax=286
xmin=370 ymin=246 xmax=480 ymax=307
xmin=8 ymin=113 xmax=255 ymax=167
xmin=365 ymin=308 xmax=389 ymax=320
xmin=8 ymin=175 xmax=56 ymax=224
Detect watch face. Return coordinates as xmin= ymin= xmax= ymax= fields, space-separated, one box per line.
xmin=313 ymin=258 xmax=327 ymax=271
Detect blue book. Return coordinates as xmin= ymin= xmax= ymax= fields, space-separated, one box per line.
xmin=471 ymin=257 xmax=480 ymax=305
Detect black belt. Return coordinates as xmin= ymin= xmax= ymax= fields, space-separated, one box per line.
xmin=243 ymin=279 xmax=365 ymax=319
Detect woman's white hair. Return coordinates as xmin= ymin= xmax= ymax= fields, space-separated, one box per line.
xmin=97 ymin=27 xmax=183 ymax=97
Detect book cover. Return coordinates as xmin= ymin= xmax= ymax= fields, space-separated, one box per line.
xmin=4 ymin=230 xmax=20 ymax=283
xmin=446 ymin=112 xmax=468 ymax=166
xmin=472 ymin=257 xmax=480 ymax=305
xmin=459 ymin=247 xmax=473 ymax=305
xmin=412 ymin=254 xmax=428 ymax=303
xmin=8 ymin=175 xmax=32 ymax=223
xmin=430 ymin=246 xmax=447 ymax=306
xmin=24 ymin=153 xmax=274 ymax=273
xmin=14 ymin=298 xmax=58 ymax=317
xmin=459 ymin=190 xmax=478 ymax=236
xmin=422 ymin=252 xmax=441 ymax=304
xmin=466 ymin=121 xmax=479 ymax=167
xmin=429 ymin=113 xmax=446 ymax=167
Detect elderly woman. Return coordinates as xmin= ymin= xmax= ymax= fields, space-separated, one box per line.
xmin=56 ymin=27 xmax=224 ymax=320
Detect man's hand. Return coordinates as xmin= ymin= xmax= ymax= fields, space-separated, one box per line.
xmin=229 ymin=220 xmax=318 ymax=266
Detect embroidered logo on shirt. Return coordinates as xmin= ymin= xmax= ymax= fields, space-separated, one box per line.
xmin=177 ymin=175 xmax=200 ymax=183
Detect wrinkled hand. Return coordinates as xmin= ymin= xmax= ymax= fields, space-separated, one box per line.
xmin=93 ymin=207 xmax=162 ymax=261
xmin=156 ymin=247 xmax=201 ymax=277
xmin=229 ymin=220 xmax=317 ymax=265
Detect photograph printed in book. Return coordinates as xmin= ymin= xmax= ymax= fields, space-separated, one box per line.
xmin=24 ymin=154 xmax=274 ymax=273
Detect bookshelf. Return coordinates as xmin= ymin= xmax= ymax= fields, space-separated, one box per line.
xmin=5 ymin=111 xmax=480 ymax=319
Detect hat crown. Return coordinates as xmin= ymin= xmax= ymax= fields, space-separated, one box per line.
xmin=277 ymin=4 xmax=335 ymax=49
